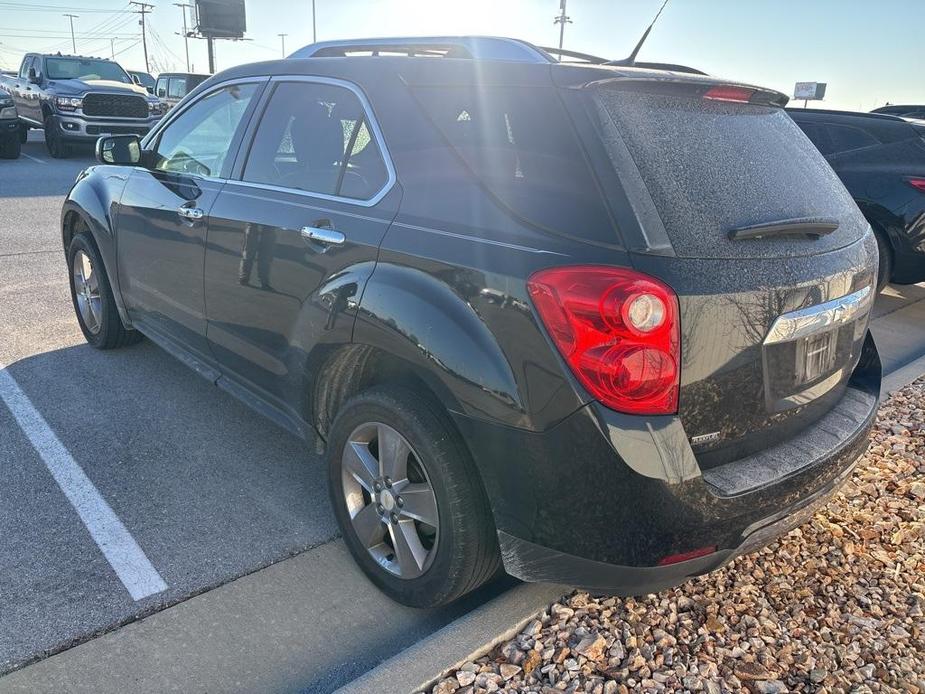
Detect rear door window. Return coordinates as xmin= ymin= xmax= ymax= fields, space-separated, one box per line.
xmin=241 ymin=80 xmax=389 ymax=200
xmin=413 ymin=86 xmax=615 ymax=244
xmin=593 ymin=88 xmax=864 ymax=259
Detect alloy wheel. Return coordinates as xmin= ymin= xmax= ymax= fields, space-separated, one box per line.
xmin=341 ymin=422 xmax=439 ymax=579
xmin=72 ymin=249 xmax=102 ymax=335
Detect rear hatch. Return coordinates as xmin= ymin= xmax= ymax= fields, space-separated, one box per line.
xmin=579 ymin=73 xmax=877 ymax=465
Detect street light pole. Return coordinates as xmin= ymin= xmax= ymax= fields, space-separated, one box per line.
xmin=553 ymin=0 xmax=571 ymax=59
xmin=63 ymin=14 xmax=79 ymax=54
xmin=312 ymin=0 xmax=317 ymax=43
xmin=278 ymin=33 xmax=288 ymax=58
xmin=174 ymin=3 xmax=192 ymax=72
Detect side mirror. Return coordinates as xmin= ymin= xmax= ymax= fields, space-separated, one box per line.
xmin=132 ymin=74 xmax=142 ymax=86
xmin=28 ymin=67 xmax=40 ymax=84
xmin=96 ymin=134 xmax=142 ymax=166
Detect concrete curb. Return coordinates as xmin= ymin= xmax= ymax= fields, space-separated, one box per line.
xmin=881 ymin=350 xmax=925 ymax=396
xmin=335 ymin=582 xmax=569 ymax=694
xmin=338 ymin=351 xmax=925 ymax=694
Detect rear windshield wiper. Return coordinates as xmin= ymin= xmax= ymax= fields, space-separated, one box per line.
xmin=728 ymin=218 xmax=839 ymax=241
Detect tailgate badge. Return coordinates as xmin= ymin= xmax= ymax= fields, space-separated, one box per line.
xmin=691 ymin=431 xmax=722 ymax=446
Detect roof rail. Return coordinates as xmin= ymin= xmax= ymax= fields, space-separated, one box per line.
xmin=288 ymin=36 xmax=554 ymax=63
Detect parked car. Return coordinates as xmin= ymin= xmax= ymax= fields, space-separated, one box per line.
xmin=61 ymin=37 xmax=881 ymax=607
xmin=154 ymin=72 xmax=210 ymax=110
xmin=872 ymin=104 xmax=925 ymax=119
xmin=0 ymin=86 xmax=21 ymax=158
xmin=128 ymin=69 xmax=156 ymax=94
xmin=789 ymin=108 xmax=925 ymax=289
xmin=5 ymin=53 xmax=163 ymax=158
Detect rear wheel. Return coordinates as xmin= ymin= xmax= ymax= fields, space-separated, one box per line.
xmin=0 ymin=135 xmax=19 ymax=159
xmin=67 ymin=232 xmax=141 ymax=349
xmin=327 ymin=385 xmax=500 ymax=607
xmin=44 ymin=115 xmax=70 ymax=159
xmin=873 ymin=229 xmax=892 ymax=292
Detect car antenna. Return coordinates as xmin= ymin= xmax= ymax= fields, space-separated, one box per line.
xmin=607 ymin=0 xmax=670 ymax=66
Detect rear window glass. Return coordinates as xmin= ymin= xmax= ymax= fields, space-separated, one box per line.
xmin=593 ymin=89 xmax=863 ymax=259
xmin=413 ymin=86 xmax=615 ymax=244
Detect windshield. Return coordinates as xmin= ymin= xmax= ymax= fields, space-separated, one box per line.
xmin=45 ymin=58 xmax=131 ymax=84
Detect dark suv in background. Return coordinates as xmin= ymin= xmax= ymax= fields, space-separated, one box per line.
xmin=61 ymin=37 xmax=880 ymax=607
xmin=872 ymin=104 xmax=925 ymax=119
xmin=789 ymin=108 xmax=925 ymax=288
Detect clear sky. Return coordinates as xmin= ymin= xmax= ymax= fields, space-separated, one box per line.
xmin=0 ymin=0 xmax=920 ymax=111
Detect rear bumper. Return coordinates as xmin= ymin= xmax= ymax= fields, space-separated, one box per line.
xmin=48 ymin=113 xmax=159 ymax=142
xmin=457 ymin=332 xmax=881 ymax=595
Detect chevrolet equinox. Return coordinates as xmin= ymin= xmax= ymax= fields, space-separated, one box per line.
xmin=61 ymin=37 xmax=881 ymax=608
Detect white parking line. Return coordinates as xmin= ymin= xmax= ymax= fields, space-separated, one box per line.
xmin=0 ymin=362 xmax=167 ymax=601
xmin=20 ymin=152 xmax=47 ymax=165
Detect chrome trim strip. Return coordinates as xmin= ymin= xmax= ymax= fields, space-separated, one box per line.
xmin=764 ymin=285 xmax=874 ymax=345
xmin=220 ymin=184 xmax=392 ymax=223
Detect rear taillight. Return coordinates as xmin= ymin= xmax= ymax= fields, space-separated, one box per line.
xmin=527 ymin=266 xmax=680 ymax=415
xmin=703 ymin=85 xmax=755 ymax=104
xmin=908 ymin=178 xmax=925 ymax=193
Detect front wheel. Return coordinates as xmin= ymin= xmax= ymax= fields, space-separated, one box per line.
xmin=874 ymin=230 xmax=892 ymax=292
xmin=19 ymin=125 xmax=28 ymax=144
xmin=67 ymin=232 xmax=142 ymax=349
xmin=44 ymin=116 xmax=70 ymax=159
xmin=0 ymin=135 xmax=19 ymax=159
xmin=327 ymin=385 xmax=500 ymax=607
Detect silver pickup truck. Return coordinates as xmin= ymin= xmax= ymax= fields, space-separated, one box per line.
xmin=2 ymin=53 xmax=163 ymax=158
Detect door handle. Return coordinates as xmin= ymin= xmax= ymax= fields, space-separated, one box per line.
xmin=301 ymin=223 xmax=345 ymax=246
xmin=178 ymin=206 xmax=205 ymax=220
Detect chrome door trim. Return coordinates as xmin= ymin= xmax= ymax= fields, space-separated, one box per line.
xmin=764 ymin=285 xmax=874 ymax=345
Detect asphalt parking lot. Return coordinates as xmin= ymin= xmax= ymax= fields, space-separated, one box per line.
xmin=1 ymin=134 xmax=925 ymax=693
xmin=0 ymin=135 xmax=509 ymax=692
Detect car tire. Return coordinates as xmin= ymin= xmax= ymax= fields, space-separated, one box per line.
xmin=18 ymin=125 xmax=28 ymax=144
xmin=44 ymin=115 xmax=70 ymax=159
xmin=327 ymin=385 xmax=500 ymax=608
xmin=0 ymin=135 xmax=19 ymax=159
xmin=67 ymin=232 xmax=142 ymax=349
xmin=873 ymin=229 xmax=892 ymax=292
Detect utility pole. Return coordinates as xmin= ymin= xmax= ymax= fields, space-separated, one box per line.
xmin=63 ymin=14 xmax=79 ymax=54
xmin=130 ymin=2 xmax=154 ymax=73
xmin=174 ymin=3 xmax=192 ymax=72
xmin=207 ymin=37 xmax=215 ymax=73
xmin=553 ymin=0 xmax=571 ymax=59
xmin=110 ymin=37 xmax=116 ymax=59
xmin=278 ymin=33 xmax=288 ymax=58
xmin=312 ymin=0 xmax=317 ymax=43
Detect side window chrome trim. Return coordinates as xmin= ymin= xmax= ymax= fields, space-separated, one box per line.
xmin=234 ymin=74 xmax=397 ymax=209
xmin=140 ymin=75 xmax=271 ymax=158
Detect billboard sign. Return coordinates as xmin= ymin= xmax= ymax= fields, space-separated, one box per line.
xmin=196 ymin=0 xmax=246 ymax=38
xmin=794 ymin=82 xmax=827 ymax=101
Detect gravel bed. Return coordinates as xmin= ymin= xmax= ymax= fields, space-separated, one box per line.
xmin=428 ymin=378 xmax=925 ymax=694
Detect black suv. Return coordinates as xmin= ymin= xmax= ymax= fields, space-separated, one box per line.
xmin=872 ymin=105 xmax=925 ymax=119
xmin=788 ymin=108 xmax=925 ymax=288
xmin=61 ymin=38 xmax=880 ymax=607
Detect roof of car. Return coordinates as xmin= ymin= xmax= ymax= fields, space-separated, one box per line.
xmin=786 ymin=107 xmax=910 ymax=124
xmin=157 ymin=72 xmax=211 ymax=78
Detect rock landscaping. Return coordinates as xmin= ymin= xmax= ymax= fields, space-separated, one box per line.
xmin=426 ymin=378 xmax=925 ymax=694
